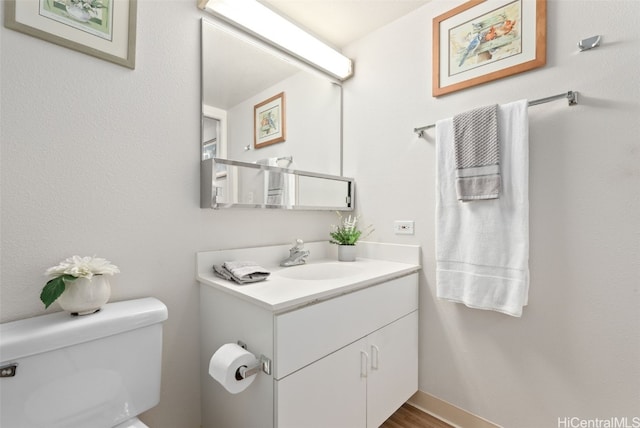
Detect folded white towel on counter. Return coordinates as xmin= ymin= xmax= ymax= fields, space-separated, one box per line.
xmin=213 ymin=261 xmax=270 ymax=284
xmin=453 ymin=104 xmax=501 ymax=201
xmin=435 ymin=100 xmax=529 ymax=317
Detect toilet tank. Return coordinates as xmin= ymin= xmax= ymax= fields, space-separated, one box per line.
xmin=0 ymin=297 xmax=168 ymax=428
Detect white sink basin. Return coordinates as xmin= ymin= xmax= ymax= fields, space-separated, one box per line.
xmin=275 ymin=262 xmax=363 ymax=281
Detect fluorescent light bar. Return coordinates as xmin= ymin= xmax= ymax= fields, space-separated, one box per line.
xmin=201 ymin=0 xmax=353 ymax=80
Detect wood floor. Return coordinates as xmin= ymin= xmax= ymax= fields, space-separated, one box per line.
xmin=380 ymin=403 xmax=454 ymax=428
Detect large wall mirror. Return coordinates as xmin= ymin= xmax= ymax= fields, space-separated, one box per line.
xmin=201 ymin=17 xmax=342 ymax=175
xmin=200 ymin=17 xmax=351 ymax=209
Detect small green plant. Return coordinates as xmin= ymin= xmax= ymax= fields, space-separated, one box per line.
xmin=329 ymin=212 xmax=374 ymax=246
xmin=40 ymin=256 xmax=119 ymax=309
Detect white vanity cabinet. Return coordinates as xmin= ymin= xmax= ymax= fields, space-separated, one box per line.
xmin=199 ymin=272 xmax=418 ymax=428
xmin=198 ymin=241 xmax=420 ymax=428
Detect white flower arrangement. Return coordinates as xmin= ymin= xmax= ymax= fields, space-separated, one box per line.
xmin=41 ymin=256 xmax=119 ymax=309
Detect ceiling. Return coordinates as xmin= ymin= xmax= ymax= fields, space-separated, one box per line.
xmin=262 ymin=0 xmax=430 ymax=48
xmin=202 ymin=0 xmax=431 ymax=109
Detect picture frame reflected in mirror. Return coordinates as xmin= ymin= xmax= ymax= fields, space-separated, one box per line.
xmin=254 ymin=92 xmax=286 ymax=149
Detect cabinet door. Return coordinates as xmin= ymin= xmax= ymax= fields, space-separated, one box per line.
xmin=366 ymin=311 xmax=419 ymax=428
xmin=276 ymin=339 xmax=367 ymax=428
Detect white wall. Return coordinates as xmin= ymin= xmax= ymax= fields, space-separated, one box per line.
xmin=0 ymin=1 xmax=336 ymax=426
xmin=3 ymin=1 xmax=639 ymax=427
xmin=343 ymin=0 xmax=639 ymax=427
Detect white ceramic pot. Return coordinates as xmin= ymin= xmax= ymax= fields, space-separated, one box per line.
xmin=57 ymin=275 xmax=111 ymax=315
xmin=337 ymin=245 xmax=357 ymax=262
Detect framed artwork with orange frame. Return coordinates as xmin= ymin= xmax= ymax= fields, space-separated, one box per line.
xmin=254 ymin=92 xmax=286 ymax=149
xmin=433 ymin=0 xmax=546 ymax=96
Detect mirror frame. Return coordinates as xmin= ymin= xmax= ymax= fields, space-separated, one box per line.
xmin=201 ymin=158 xmax=354 ymax=210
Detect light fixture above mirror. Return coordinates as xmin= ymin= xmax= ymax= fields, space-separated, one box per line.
xmin=198 ymin=0 xmax=354 ymax=81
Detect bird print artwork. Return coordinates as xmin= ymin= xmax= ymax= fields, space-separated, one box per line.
xmin=254 ymin=92 xmax=286 ymax=147
xmin=260 ymin=111 xmax=278 ymax=137
xmin=448 ymin=1 xmax=521 ymax=76
xmin=458 ymin=33 xmax=482 ymax=67
xmin=496 ymin=19 xmax=516 ymax=37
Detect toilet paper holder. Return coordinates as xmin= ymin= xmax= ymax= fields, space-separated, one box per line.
xmin=236 ymin=341 xmax=272 ymax=380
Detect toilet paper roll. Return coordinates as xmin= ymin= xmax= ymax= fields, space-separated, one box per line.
xmin=208 ymin=343 xmax=257 ymax=394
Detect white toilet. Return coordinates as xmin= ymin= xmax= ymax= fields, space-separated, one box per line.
xmin=0 ymin=297 xmax=168 ymax=428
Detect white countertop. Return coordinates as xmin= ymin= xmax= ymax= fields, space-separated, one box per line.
xmin=196 ymin=241 xmax=421 ymax=313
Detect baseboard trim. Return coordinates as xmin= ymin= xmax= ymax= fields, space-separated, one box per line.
xmin=408 ymin=391 xmax=501 ymax=428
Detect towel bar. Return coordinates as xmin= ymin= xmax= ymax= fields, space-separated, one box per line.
xmin=414 ymin=90 xmax=578 ymax=137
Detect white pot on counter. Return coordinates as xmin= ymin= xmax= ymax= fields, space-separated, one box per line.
xmin=337 ymin=245 xmax=357 ymax=262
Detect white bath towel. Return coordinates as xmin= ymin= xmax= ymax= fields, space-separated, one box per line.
xmin=435 ymin=100 xmax=529 ymax=317
xmin=265 ymin=157 xmax=285 ymax=205
xmin=259 ymin=158 xmax=296 ymax=207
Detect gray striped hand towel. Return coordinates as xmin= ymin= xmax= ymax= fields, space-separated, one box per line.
xmin=453 ymin=104 xmax=500 ymax=201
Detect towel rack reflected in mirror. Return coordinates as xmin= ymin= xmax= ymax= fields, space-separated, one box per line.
xmin=414 ymin=90 xmax=578 ymax=138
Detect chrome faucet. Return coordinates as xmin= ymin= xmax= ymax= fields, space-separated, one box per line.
xmin=280 ymin=239 xmax=310 ymax=267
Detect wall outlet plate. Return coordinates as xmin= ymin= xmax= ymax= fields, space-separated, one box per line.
xmin=394 ymin=220 xmax=414 ymax=235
